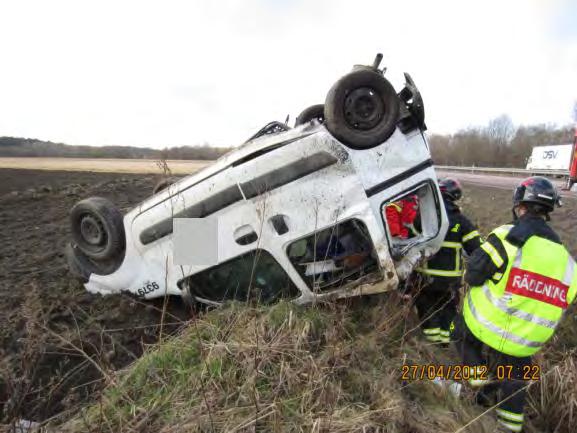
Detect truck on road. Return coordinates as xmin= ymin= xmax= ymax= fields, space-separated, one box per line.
xmin=526 ymin=144 xmax=573 ymax=172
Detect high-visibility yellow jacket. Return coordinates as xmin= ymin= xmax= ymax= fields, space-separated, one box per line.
xmin=463 ymin=224 xmax=577 ymax=357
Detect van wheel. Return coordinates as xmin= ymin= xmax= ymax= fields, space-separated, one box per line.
xmin=324 ymin=69 xmax=400 ymax=149
xmin=70 ymin=197 xmax=125 ymax=262
xmin=66 ymin=243 xmax=91 ymax=282
xmin=295 ymin=104 xmax=325 ymax=126
xmin=153 ymin=177 xmax=176 ymax=195
xmin=66 ymin=243 xmax=121 ymax=280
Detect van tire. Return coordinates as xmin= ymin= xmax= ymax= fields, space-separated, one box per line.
xmin=66 ymin=243 xmax=91 ymax=282
xmin=70 ymin=197 xmax=125 ymax=262
xmin=324 ymin=69 xmax=399 ymax=149
xmin=295 ymin=104 xmax=325 ymax=126
xmin=66 ymin=243 xmax=121 ymax=280
xmin=153 ymin=177 xmax=177 ymax=195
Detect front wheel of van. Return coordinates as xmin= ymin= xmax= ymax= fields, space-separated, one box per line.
xmin=70 ymin=197 xmax=125 ymax=262
xmin=324 ymin=69 xmax=399 ymax=149
xmin=66 ymin=243 xmax=121 ymax=280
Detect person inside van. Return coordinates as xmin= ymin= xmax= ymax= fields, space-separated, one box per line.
xmin=384 ymin=194 xmax=420 ymax=239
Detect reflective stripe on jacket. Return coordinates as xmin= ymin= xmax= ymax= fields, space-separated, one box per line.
xmin=417 ymin=200 xmax=482 ymax=278
xmin=463 ymin=225 xmax=577 ymax=357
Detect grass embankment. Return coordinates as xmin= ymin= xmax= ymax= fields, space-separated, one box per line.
xmin=57 ymin=294 xmax=577 ymax=433
xmin=57 ymin=296 xmax=504 ymax=433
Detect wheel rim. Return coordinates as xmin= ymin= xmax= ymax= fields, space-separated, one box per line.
xmin=80 ymin=214 xmax=106 ymax=247
xmin=343 ymin=87 xmax=384 ymax=130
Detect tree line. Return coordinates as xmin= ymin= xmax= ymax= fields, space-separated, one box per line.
xmin=0 ymin=137 xmax=232 ymax=160
xmin=429 ymin=116 xmax=574 ymax=168
xmin=2 ymin=119 xmax=575 ymax=166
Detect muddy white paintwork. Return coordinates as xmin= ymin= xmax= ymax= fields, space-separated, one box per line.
xmin=84 ymin=121 xmax=448 ymax=304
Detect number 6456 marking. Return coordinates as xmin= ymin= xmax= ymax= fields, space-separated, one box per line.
xmin=137 ymin=281 xmax=160 ymax=297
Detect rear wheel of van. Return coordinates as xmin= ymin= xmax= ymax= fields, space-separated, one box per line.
xmin=324 ymin=69 xmax=399 ymax=149
xmin=152 ymin=177 xmax=177 ymax=195
xmin=70 ymin=197 xmax=125 ymax=262
xmin=295 ymin=104 xmax=325 ymax=126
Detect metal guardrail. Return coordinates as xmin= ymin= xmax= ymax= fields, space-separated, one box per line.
xmin=435 ymin=165 xmax=570 ymax=178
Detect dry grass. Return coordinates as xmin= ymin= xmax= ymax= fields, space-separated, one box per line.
xmin=522 ymin=303 xmax=577 ymax=433
xmin=0 ymin=157 xmax=212 ymax=174
xmin=48 ymin=292 xmax=577 ymax=433
xmin=526 ymin=355 xmax=577 ymax=433
xmin=0 ymin=285 xmax=49 ymax=422
xmin=8 ymin=288 xmax=576 ymax=433
xmin=53 ymin=298 xmax=499 ymax=433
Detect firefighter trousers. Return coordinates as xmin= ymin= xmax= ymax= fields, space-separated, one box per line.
xmin=413 ymin=276 xmax=459 ymax=343
xmin=452 ymin=314 xmax=530 ymax=432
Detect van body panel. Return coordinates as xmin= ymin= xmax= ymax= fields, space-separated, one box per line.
xmin=84 ymin=123 xmax=448 ymax=303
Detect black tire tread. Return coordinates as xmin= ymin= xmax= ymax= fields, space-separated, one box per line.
xmin=153 ymin=177 xmax=177 ymax=195
xmin=324 ymin=69 xmax=400 ymax=149
xmin=66 ymin=243 xmax=123 ymax=280
xmin=295 ymin=104 xmax=325 ymax=126
xmin=70 ymin=197 xmax=125 ymax=261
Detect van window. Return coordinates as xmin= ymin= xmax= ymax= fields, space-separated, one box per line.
xmin=184 ymin=250 xmax=299 ymax=304
xmin=381 ymin=182 xmax=441 ymax=259
xmin=286 ymin=219 xmax=379 ymax=292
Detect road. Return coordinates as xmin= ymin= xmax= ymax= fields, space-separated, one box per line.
xmin=437 ymin=170 xmax=577 ymax=200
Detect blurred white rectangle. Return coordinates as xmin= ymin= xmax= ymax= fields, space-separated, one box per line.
xmin=173 ymin=218 xmax=218 ymax=266
xmin=302 ymin=259 xmax=341 ymax=276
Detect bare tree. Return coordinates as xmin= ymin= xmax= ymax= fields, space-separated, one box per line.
xmin=0 ymin=137 xmax=232 ymax=160
xmin=487 ymin=114 xmax=515 ymax=147
xmin=428 ymin=119 xmax=572 ymax=168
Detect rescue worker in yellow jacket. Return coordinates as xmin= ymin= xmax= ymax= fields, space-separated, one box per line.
xmin=452 ymin=176 xmax=576 ymax=432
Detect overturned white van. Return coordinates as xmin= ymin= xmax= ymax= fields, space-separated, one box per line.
xmin=66 ymin=55 xmax=449 ymax=306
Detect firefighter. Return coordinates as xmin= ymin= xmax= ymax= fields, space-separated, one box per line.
xmin=452 ymin=176 xmax=576 ymax=432
xmin=414 ymin=178 xmax=482 ymax=343
xmin=384 ymin=195 xmax=419 ymax=239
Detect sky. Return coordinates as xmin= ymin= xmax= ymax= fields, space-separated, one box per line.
xmin=0 ymin=0 xmax=576 ymax=148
